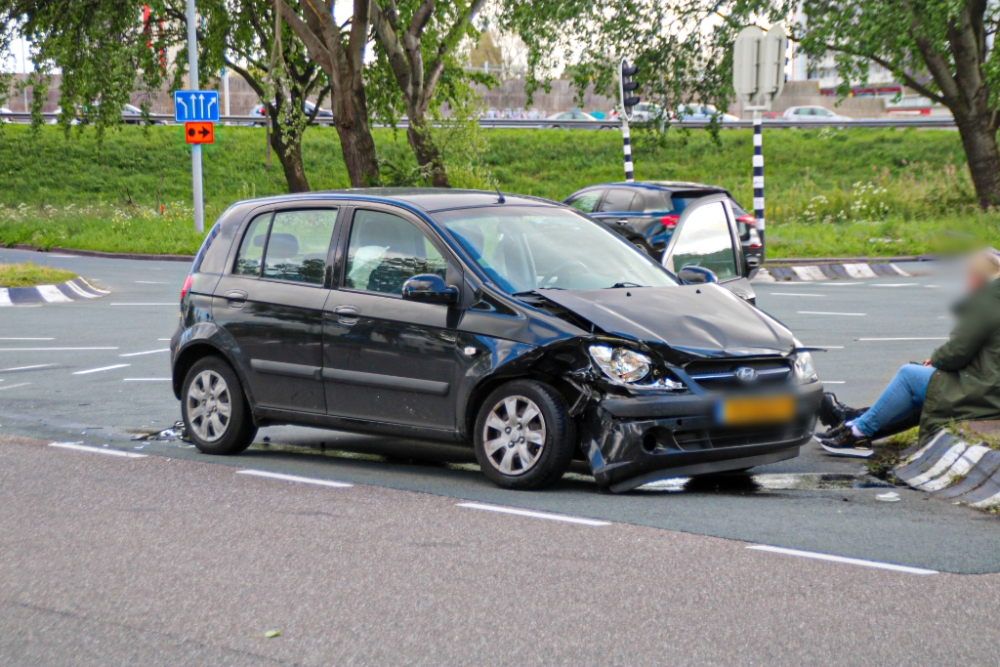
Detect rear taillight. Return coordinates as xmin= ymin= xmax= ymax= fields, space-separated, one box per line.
xmin=659 ymin=214 xmax=680 ymax=228
xmin=180 ymin=274 xmax=193 ymax=301
xmin=737 ymin=214 xmax=755 ymax=224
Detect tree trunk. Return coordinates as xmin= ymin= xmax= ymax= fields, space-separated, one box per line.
xmin=407 ymin=113 xmax=448 ymax=187
xmin=271 ymin=129 xmax=311 ymax=193
xmin=953 ymin=110 xmax=1000 ymax=208
xmin=332 ymin=84 xmax=381 ymax=187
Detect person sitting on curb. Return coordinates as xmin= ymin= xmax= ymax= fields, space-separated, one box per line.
xmin=818 ymin=248 xmax=1000 ymax=457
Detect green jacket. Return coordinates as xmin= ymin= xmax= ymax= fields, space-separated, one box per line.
xmin=920 ymin=278 xmax=1000 ymax=442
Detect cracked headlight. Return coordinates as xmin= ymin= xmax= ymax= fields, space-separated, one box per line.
xmin=588 ymin=345 xmax=652 ymax=384
xmin=792 ymin=351 xmax=819 ymax=384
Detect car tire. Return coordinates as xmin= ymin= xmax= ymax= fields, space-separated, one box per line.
xmin=181 ymin=356 xmax=256 ymax=456
xmin=632 ymin=241 xmax=652 ymax=256
xmin=473 ymin=380 xmax=576 ymax=490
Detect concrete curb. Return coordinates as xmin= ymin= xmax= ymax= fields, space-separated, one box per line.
xmin=7 ymin=244 xmax=195 ymax=262
xmin=893 ymin=431 xmax=1000 ymax=510
xmin=0 ymin=277 xmax=109 ymax=306
xmin=753 ymin=262 xmax=911 ymax=282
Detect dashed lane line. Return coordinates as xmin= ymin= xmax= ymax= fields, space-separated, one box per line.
xmin=797 ymin=311 xmax=867 ymax=316
xmin=0 ymin=382 xmax=31 ymax=391
xmin=768 ymin=292 xmax=825 ymax=297
xmin=0 ymin=364 xmax=57 ymax=372
xmin=236 ymin=469 xmax=353 ymax=488
xmin=110 ymin=303 xmax=178 ymax=306
xmin=0 ymin=347 xmax=118 ymax=352
xmin=72 ymin=364 xmax=131 ymax=375
xmin=0 ymin=338 xmax=54 ymax=341
xmin=747 ymin=545 xmax=937 ymax=575
xmin=49 ymin=442 xmax=147 ymax=458
xmin=119 ymin=348 xmax=170 ymax=358
xmin=457 ymin=502 xmax=611 ymax=526
xmin=123 ymin=378 xmax=171 ymax=382
xmin=857 ymin=337 xmax=949 ymax=341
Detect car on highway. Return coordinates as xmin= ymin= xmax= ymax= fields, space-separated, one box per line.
xmin=782 ymin=106 xmax=851 ymax=122
xmin=546 ymin=110 xmax=615 ymax=129
xmin=0 ymin=106 xmax=12 ymax=123
xmin=563 ymin=181 xmax=764 ymax=270
xmin=171 ymin=189 xmax=822 ymax=492
xmin=673 ymin=104 xmax=740 ymax=123
xmin=248 ymin=101 xmax=334 ymax=125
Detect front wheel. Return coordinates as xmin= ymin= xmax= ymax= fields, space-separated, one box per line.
xmin=181 ymin=356 xmax=257 ymax=455
xmin=473 ymin=380 xmax=576 ymax=490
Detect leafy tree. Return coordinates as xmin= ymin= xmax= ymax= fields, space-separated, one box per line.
xmin=367 ymin=0 xmax=487 ymax=187
xmin=153 ymin=0 xmax=331 ymax=192
xmin=792 ymin=0 xmax=1000 ymax=208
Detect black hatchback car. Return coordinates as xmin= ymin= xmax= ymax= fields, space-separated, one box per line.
xmin=563 ymin=181 xmax=765 ymax=270
xmin=171 ymin=189 xmax=821 ymax=492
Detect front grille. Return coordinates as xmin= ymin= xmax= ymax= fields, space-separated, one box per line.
xmin=684 ymin=358 xmax=791 ymax=389
xmin=672 ymin=422 xmax=811 ymax=451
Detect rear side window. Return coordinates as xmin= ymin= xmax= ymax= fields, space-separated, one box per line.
xmin=597 ymin=188 xmax=636 ymax=212
xmin=669 ymin=191 xmax=724 ymax=214
xmin=566 ymin=190 xmax=602 ymax=213
xmin=234 ymin=213 xmax=272 ymax=277
xmin=262 ymin=209 xmax=339 ymax=284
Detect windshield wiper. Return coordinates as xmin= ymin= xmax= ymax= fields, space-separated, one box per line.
xmin=608 ymin=282 xmax=644 ymax=289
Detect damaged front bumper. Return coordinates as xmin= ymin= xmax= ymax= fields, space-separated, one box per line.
xmin=580 ymin=383 xmax=824 ymax=493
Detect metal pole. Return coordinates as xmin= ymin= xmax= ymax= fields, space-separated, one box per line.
xmin=21 ymin=38 xmax=28 ymax=111
xmin=186 ymin=0 xmax=204 ymax=234
xmin=223 ymin=68 xmax=230 ymax=118
xmin=622 ymin=117 xmax=634 ymax=183
xmin=752 ymin=110 xmax=764 ymax=253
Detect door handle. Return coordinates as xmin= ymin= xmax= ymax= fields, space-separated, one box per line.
xmin=225 ymin=289 xmax=248 ymax=308
xmin=616 ymin=218 xmax=630 ymax=226
xmin=334 ymin=305 xmax=360 ymax=325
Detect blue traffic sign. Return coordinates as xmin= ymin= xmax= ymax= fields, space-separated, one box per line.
xmin=173 ymin=90 xmax=220 ymax=123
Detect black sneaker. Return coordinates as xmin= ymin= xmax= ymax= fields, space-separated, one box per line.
xmin=817 ymin=392 xmax=867 ymax=428
xmin=815 ymin=422 xmax=849 ymax=440
xmin=819 ymin=428 xmax=874 ymax=458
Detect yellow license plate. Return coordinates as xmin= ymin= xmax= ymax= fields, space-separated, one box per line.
xmin=719 ymin=395 xmax=796 ymax=426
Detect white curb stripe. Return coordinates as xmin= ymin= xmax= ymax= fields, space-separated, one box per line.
xmin=792 ymin=266 xmax=828 ymax=281
xmin=457 ymin=502 xmax=610 ymax=526
xmin=77 ymin=278 xmax=110 ymax=294
xmin=971 ymin=491 xmax=1000 ymax=509
xmin=890 ymin=263 xmax=911 ymax=277
xmin=64 ymin=280 xmax=98 ymax=299
xmin=49 ymin=442 xmax=147 ymax=458
xmin=36 ymin=285 xmax=73 ymax=303
xmin=236 ymin=469 xmax=353 ymax=488
xmin=917 ymin=445 xmax=989 ymax=492
xmin=747 ymin=545 xmax=937 ymax=575
xmin=900 ymin=430 xmax=951 ymax=466
xmin=843 ymin=263 xmax=878 ymax=279
xmin=905 ymin=443 xmax=968 ymax=488
xmin=0 ymin=288 xmax=11 ymax=307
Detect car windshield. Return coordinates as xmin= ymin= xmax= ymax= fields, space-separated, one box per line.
xmin=435 ymin=206 xmax=677 ymax=293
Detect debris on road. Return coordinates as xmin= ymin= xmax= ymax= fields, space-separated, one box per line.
xmin=131 ymin=420 xmax=187 ymax=442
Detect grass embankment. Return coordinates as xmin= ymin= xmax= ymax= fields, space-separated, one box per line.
xmin=0 ymin=262 xmax=76 ymax=287
xmin=0 ymin=124 xmax=995 ymax=256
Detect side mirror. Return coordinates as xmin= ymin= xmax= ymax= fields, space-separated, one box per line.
xmin=678 ymin=265 xmax=719 ymax=285
xmin=402 ymin=274 xmax=459 ymax=305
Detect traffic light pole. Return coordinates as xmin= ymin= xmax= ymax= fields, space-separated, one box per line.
xmin=621 ymin=117 xmax=634 ymax=183
xmin=186 ymin=0 xmax=204 ymax=234
xmin=753 ymin=110 xmax=764 ymax=252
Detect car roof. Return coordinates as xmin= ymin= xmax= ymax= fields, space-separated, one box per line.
xmin=232 ymin=188 xmax=559 ymax=213
xmin=574 ymin=181 xmax=728 ymax=193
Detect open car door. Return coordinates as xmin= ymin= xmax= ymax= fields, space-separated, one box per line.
xmin=661 ymin=194 xmax=756 ymax=303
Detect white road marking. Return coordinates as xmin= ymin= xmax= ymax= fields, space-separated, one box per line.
xmin=871 ymin=283 xmax=915 ymax=287
xmin=72 ymin=364 xmax=131 ymax=375
xmin=0 ymin=288 xmax=11 ymax=306
xmin=791 ymin=266 xmax=828 ymax=281
xmin=843 ymin=263 xmax=878 ymax=279
xmin=0 ymin=347 xmax=118 ymax=352
xmin=119 ymin=348 xmax=170 ymax=358
xmin=236 ymin=469 xmax=353 ymax=488
xmin=768 ymin=292 xmax=825 ymax=297
xmin=123 ymin=378 xmax=171 ymax=382
xmin=134 ymin=281 xmax=168 ymax=284
xmin=457 ymin=502 xmax=611 ymax=526
xmin=0 ymin=382 xmax=31 ymax=391
xmin=857 ymin=337 xmax=949 ymax=341
xmin=806 ymin=345 xmax=845 ymax=349
xmin=747 ymin=545 xmax=937 ymax=575
xmin=0 ymin=364 xmax=57 ymax=372
xmin=157 ymin=338 xmax=171 ymax=341
xmin=110 ymin=302 xmax=177 ymax=306
xmin=823 ymin=381 xmax=846 ymax=384
xmin=36 ymin=285 xmax=73 ymax=303
xmin=0 ymin=338 xmax=55 ymax=340
xmin=797 ymin=311 xmax=866 ymax=316
xmin=49 ymin=442 xmax=147 ymax=458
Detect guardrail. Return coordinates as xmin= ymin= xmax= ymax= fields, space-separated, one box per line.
xmin=1 ymin=111 xmax=958 ymax=129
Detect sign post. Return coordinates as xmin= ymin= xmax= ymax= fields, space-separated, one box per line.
xmin=184 ymin=0 xmax=204 ymax=233
xmin=733 ymin=24 xmax=787 ymax=255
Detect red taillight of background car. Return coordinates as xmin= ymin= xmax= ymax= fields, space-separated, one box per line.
xmin=659 ymin=214 xmax=680 ymax=228
xmin=180 ymin=274 xmax=193 ymax=301
xmin=736 ymin=213 xmax=755 ymax=224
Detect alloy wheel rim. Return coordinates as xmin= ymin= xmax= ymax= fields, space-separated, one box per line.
xmin=482 ymin=395 xmax=546 ymax=476
xmin=186 ymin=370 xmax=232 ymax=443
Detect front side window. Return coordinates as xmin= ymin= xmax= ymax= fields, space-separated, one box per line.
xmin=261 ymin=209 xmax=338 ymax=284
xmin=344 ymin=210 xmax=447 ymax=295
xmin=566 ymin=190 xmax=602 ymax=214
xmin=438 ymin=206 xmax=676 ymax=293
xmin=667 ymin=201 xmax=738 ymax=279
xmin=234 ymin=212 xmax=272 ymax=277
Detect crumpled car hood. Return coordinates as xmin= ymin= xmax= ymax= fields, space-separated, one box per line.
xmin=537 ymin=285 xmax=794 ymax=357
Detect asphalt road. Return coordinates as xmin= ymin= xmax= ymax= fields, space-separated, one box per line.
xmin=1 ymin=248 xmax=998 ymax=581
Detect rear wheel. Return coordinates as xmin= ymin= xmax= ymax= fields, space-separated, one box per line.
xmin=182 ymin=356 xmax=256 ymax=455
xmin=473 ymin=380 xmax=575 ymax=490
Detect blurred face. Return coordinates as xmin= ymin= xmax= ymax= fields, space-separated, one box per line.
xmin=967 ymin=269 xmax=987 ymax=293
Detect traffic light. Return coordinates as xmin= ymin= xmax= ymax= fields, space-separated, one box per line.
xmin=619 ymin=58 xmax=640 ymax=120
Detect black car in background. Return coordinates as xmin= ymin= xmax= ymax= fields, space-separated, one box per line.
xmin=563 ymin=181 xmax=765 ymax=270
xmin=171 ymin=189 xmax=820 ymax=492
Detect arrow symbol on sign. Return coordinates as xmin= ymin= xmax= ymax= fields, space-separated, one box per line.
xmin=207 ymin=97 xmax=216 ymax=118
xmin=199 ymin=126 xmax=210 ymax=138
xmin=198 ymin=94 xmax=204 ymax=117
xmin=176 ymin=98 xmax=187 ymax=119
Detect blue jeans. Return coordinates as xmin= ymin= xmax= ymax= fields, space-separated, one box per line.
xmin=852 ymin=364 xmax=935 ymax=437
